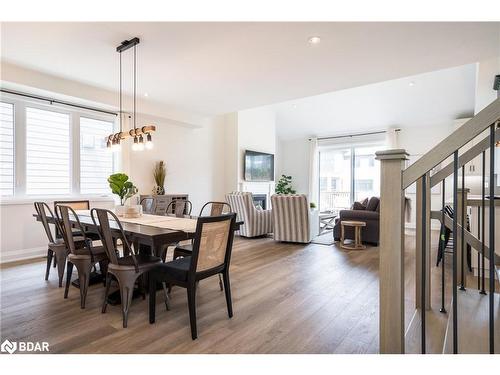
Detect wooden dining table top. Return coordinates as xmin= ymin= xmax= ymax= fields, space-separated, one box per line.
xmin=33 ymin=209 xmax=242 ymax=256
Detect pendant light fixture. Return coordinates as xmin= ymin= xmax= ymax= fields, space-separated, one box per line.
xmin=106 ymin=37 xmax=155 ymax=151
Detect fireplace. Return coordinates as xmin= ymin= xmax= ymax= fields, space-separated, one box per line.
xmin=252 ymin=194 xmax=267 ymax=210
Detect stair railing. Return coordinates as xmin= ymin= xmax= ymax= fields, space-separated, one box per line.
xmin=376 ymin=97 xmax=500 ymax=354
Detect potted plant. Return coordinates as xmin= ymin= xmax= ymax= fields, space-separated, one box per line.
xmin=309 ymin=202 xmax=317 ymax=210
xmin=275 ymin=175 xmax=296 ymax=195
xmin=153 ymin=161 xmax=166 ymax=195
xmin=108 ymin=173 xmax=138 ymax=216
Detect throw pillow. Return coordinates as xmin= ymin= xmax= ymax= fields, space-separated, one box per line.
xmin=352 ymin=201 xmax=366 ymax=210
xmin=366 ymin=197 xmax=380 ymax=211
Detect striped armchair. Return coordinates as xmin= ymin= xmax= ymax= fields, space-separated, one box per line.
xmin=271 ymin=194 xmax=312 ymax=243
xmin=225 ymin=192 xmax=273 ymax=238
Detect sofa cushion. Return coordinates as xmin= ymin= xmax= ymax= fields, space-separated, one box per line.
xmin=352 ymin=201 xmax=366 ymax=210
xmin=366 ymin=197 xmax=380 ymax=212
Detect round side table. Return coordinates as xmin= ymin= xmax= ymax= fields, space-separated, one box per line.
xmin=340 ymin=220 xmax=366 ymax=250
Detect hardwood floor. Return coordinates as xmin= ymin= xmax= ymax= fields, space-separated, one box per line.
xmin=0 ymin=232 xmax=491 ymax=354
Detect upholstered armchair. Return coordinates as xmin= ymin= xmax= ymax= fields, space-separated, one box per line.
xmin=333 ymin=197 xmax=380 ymax=245
xmin=271 ymin=194 xmax=312 ymax=243
xmin=225 ymin=192 xmax=273 ymax=237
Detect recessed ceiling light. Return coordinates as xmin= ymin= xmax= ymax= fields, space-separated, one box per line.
xmin=308 ymin=36 xmax=321 ymax=45
xmin=409 ymin=82 xmax=415 ymax=87
xmin=144 ymin=92 xmax=149 ymax=97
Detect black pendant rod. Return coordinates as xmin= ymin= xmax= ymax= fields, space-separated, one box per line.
xmin=0 ymin=88 xmax=117 ymax=116
xmin=452 ymin=150 xmax=459 ymax=354
xmin=134 ymin=44 xmax=137 ymax=133
xmin=480 ymin=151 xmax=486 ymax=295
xmin=460 ymin=165 xmax=466 ymax=291
xmin=488 ymin=124 xmax=495 ymax=354
xmin=440 ymin=179 xmax=447 ymax=313
xmin=421 ymin=174 xmax=427 ymax=354
xmin=119 ymin=50 xmax=122 ymax=133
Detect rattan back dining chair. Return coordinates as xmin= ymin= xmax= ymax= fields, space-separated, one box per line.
xmin=149 ymin=213 xmax=237 ymax=339
xmin=35 ymin=202 xmax=84 ymax=287
xmin=91 ymin=208 xmax=161 ymax=328
xmin=56 ymin=204 xmax=108 ymax=309
xmin=140 ymin=197 xmax=156 ymax=214
xmin=164 ymin=199 xmax=192 ymax=217
xmin=172 ymin=201 xmax=233 ymax=290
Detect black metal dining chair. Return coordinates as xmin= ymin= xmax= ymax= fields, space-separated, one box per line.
xmin=34 ymin=202 xmax=85 ymax=287
xmin=140 ymin=197 xmax=156 ymax=214
xmin=53 ymin=200 xmax=100 ymax=241
xmin=164 ymin=199 xmax=192 ymax=217
xmin=91 ymin=208 xmax=161 ymax=328
xmin=55 ymin=204 xmax=108 ymax=309
xmin=149 ymin=213 xmax=237 ymax=339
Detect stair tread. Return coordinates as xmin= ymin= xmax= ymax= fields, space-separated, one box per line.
xmin=443 ymin=289 xmax=500 ymax=354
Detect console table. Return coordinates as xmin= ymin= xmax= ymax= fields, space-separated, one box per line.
xmin=139 ymin=194 xmax=189 ymax=215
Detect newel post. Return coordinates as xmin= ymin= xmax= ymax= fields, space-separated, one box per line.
xmin=376 ymin=149 xmax=409 ymax=354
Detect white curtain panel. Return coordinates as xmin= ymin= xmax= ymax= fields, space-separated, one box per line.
xmin=308 ymin=137 xmax=319 ymax=206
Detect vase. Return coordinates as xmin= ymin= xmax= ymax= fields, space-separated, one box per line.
xmin=115 ymin=205 xmax=126 ymax=216
xmin=153 ymin=185 xmax=165 ymax=195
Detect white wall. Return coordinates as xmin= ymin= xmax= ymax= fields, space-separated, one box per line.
xmin=128 ymin=113 xmax=226 ymax=213
xmin=277 ymin=138 xmax=310 ymax=195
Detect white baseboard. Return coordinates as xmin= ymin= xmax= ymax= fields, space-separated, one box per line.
xmin=0 ymin=246 xmax=46 ymax=264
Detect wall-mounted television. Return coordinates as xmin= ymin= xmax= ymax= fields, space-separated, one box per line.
xmin=244 ymin=150 xmax=274 ymax=182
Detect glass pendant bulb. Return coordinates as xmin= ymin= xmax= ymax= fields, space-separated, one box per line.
xmin=132 ymin=135 xmax=139 ymax=151
xmin=137 ymin=134 xmax=145 ymax=151
xmin=145 ymin=133 xmax=153 ymax=149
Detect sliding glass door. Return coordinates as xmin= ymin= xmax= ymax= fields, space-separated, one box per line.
xmin=319 ymin=144 xmax=382 ymax=213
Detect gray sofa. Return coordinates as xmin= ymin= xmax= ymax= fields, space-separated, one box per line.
xmin=333 ymin=197 xmax=380 ymax=245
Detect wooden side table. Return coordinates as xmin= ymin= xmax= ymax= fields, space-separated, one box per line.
xmin=340 ymin=220 xmax=366 ymax=250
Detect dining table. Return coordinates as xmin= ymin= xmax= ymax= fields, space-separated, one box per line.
xmin=33 ymin=209 xmax=242 ymax=303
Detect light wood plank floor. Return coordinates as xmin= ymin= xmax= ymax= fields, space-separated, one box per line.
xmin=1 ymin=232 xmax=489 ymax=354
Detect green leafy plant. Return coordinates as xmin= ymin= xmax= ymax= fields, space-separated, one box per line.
xmin=310 ymin=202 xmax=317 ymax=209
xmin=108 ymin=173 xmax=138 ymax=206
xmin=275 ymin=174 xmax=296 ymax=195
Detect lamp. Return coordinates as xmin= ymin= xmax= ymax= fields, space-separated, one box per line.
xmin=104 ymin=37 xmax=156 ymax=151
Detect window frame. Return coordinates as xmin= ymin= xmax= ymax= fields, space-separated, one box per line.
xmin=0 ymin=93 xmax=118 ymax=202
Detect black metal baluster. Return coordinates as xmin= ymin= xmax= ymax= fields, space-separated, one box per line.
xmin=460 ymin=165 xmax=466 ymax=291
xmin=477 ymin=205 xmax=481 ymax=291
xmin=480 ymin=151 xmax=486 ymax=295
xmin=440 ymin=179 xmax=447 ymax=313
xmin=488 ymin=124 xmax=495 ymax=354
xmin=452 ymin=151 xmax=459 ymax=354
xmin=421 ymin=174 xmax=427 ymax=354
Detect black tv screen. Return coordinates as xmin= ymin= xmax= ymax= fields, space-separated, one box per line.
xmin=244 ymin=150 xmax=274 ymax=182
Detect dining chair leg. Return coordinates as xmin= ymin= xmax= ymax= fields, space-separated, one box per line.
xmin=149 ymin=275 xmax=157 ymax=324
xmin=102 ymin=273 xmax=112 ymax=313
xmin=64 ymin=261 xmax=74 ymax=298
xmin=53 ymin=254 xmax=57 ymax=268
xmin=187 ymin=285 xmax=198 ymax=340
xmin=45 ymin=249 xmax=53 ymax=281
xmin=222 ymin=271 xmax=233 ymax=318
xmin=73 ymin=260 xmax=92 ymax=309
xmin=55 ymin=252 xmax=67 ymax=288
xmin=161 ymin=282 xmax=170 ymax=310
xmin=117 ymin=274 xmax=138 ymax=328
xmin=218 ymin=274 xmax=224 ymax=291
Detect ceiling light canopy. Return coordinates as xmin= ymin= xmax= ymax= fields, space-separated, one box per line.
xmin=308 ymin=36 xmax=321 ymax=45
xmin=106 ymin=37 xmax=155 ymax=152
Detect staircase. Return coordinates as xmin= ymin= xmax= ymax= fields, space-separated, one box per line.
xmin=376 ymin=97 xmax=500 ymax=354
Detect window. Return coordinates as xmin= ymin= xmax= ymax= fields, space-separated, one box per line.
xmin=319 ymin=143 xmax=382 ymax=212
xmin=26 ymin=107 xmax=71 ymax=195
xmin=0 ymin=102 xmax=15 ymax=196
xmin=80 ymin=117 xmax=114 ymax=194
xmin=0 ymin=95 xmax=117 ymax=199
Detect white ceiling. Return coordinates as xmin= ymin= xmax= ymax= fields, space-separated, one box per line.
xmin=1 ymin=22 xmax=499 ymax=116
xmin=273 ymin=64 xmax=477 ymax=140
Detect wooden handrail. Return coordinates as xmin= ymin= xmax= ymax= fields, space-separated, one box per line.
xmin=402 ymin=98 xmax=500 ymax=190
xmin=430 ymin=127 xmax=500 ymax=188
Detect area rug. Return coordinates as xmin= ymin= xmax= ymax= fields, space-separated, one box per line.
xmin=311 ymin=231 xmax=335 ymax=246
